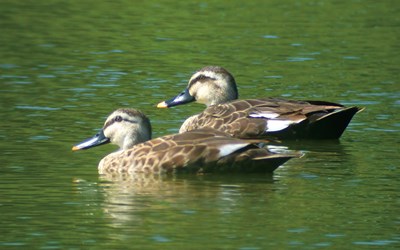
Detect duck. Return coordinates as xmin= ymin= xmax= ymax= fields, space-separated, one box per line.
xmin=157 ymin=66 xmax=363 ymax=140
xmin=72 ymin=108 xmax=298 ymax=174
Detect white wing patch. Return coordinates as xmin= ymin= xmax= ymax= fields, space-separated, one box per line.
xmin=266 ymin=145 xmax=290 ymax=153
xmin=266 ymin=120 xmax=295 ymax=132
xmin=249 ymin=112 xmax=280 ymax=119
xmin=249 ymin=112 xmax=306 ymax=132
xmin=218 ymin=143 xmax=249 ymax=158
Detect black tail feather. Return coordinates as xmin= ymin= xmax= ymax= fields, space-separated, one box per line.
xmin=307 ymin=107 xmax=362 ymax=139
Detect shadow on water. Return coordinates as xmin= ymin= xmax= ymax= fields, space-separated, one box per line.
xmin=265 ymin=139 xmax=352 ymax=166
xmin=269 ymin=139 xmax=360 ymax=179
xmin=279 ymin=139 xmax=346 ymax=153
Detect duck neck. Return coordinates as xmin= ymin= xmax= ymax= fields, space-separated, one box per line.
xmin=119 ymin=128 xmax=152 ymax=150
xmin=205 ymin=88 xmax=238 ymax=106
xmin=125 ymin=135 xmax=151 ymax=150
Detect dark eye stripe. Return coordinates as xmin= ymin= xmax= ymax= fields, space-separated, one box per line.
xmin=188 ymin=74 xmax=216 ymax=87
xmin=104 ymin=117 xmax=136 ymax=130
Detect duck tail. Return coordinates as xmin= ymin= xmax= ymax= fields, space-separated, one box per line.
xmin=309 ymin=106 xmax=364 ymax=139
xmin=231 ymin=148 xmax=299 ymax=173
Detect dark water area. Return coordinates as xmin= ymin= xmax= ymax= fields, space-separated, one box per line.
xmin=1 ymin=0 xmax=399 ymax=249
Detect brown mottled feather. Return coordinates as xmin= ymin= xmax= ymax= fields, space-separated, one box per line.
xmin=180 ymin=98 xmax=362 ymax=139
xmin=159 ymin=66 xmax=363 ymax=140
xmin=97 ymin=128 xmax=278 ymax=174
xmin=73 ymin=109 xmax=297 ymax=175
xmin=98 ymin=128 xmax=295 ymax=175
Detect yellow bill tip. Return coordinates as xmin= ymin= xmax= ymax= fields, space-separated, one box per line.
xmin=157 ymin=101 xmax=168 ymax=108
xmin=72 ymin=146 xmax=81 ymax=151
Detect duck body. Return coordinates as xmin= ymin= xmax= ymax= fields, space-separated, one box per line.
xmin=97 ymin=128 xmax=294 ymax=174
xmin=72 ymin=108 xmax=297 ymax=174
xmin=157 ymin=66 xmax=363 ymax=140
xmin=179 ymin=98 xmax=362 ymax=140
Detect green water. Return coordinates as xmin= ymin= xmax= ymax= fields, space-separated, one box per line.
xmin=1 ymin=0 xmax=399 ymax=249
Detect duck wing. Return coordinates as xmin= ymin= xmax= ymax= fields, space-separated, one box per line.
xmin=179 ymin=98 xmax=362 ymax=139
xmin=98 ymin=128 xmax=297 ymax=174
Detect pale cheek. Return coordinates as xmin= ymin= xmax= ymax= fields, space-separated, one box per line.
xmin=196 ymin=96 xmax=207 ymax=104
xmin=196 ymin=89 xmax=211 ymax=104
xmin=108 ymin=131 xmax=121 ymax=145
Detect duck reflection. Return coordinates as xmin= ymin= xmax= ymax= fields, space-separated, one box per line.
xmin=97 ymin=172 xmax=275 ymax=228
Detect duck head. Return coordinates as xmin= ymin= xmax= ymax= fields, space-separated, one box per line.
xmin=157 ymin=66 xmax=238 ymax=108
xmin=72 ymin=108 xmax=152 ymax=151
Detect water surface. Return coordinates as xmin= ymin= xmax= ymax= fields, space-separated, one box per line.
xmin=1 ymin=0 xmax=399 ymax=249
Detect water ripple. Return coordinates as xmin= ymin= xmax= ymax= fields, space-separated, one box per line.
xmin=262 ymin=35 xmax=279 ymax=39
xmin=15 ymin=105 xmax=60 ymax=111
xmin=151 ymin=235 xmax=171 ymax=243
xmin=353 ymin=239 xmax=398 ymax=246
xmin=0 ymin=64 xmax=18 ymax=69
xmin=286 ymin=57 xmax=315 ymax=62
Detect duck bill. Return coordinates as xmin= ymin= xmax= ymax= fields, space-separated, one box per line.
xmin=157 ymin=88 xmax=194 ymax=108
xmin=72 ymin=129 xmax=110 ymax=151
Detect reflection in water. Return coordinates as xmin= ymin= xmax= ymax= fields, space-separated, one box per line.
xmin=97 ymin=173 xmax=275 ymax=229
xmin=99 ymin=174 xmax=181 ymax=228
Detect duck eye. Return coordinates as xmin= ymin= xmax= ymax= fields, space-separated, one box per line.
xmin=114 ymin=115 xmax=123 ymax=122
